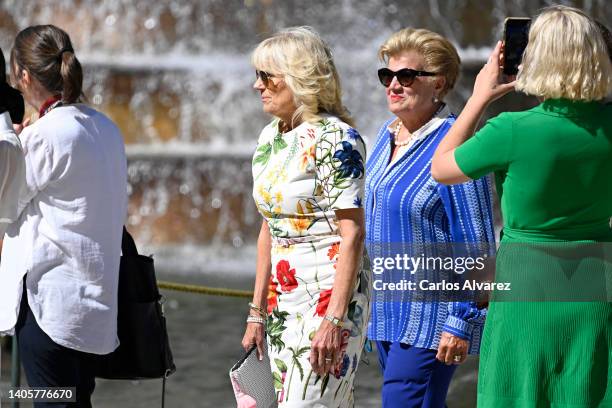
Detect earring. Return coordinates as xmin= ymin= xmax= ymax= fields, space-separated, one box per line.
xmin=432 ymin=95 xmax=439 ymax=104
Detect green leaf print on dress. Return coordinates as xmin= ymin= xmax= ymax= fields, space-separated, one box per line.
xmin=251 ymin=116 xmax=369 ymax=406
xmin=315 ymin=120 xmax=365 ymax=212
xmin=267 ymin=309 xmax=289 ymax=353
xmin=272 ymin=133 xmax=288 ymax=154
xmin=253 ymin=142 xmax=272 ymax=167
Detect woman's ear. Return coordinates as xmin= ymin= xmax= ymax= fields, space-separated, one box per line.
xmin=434 ymin=76 xmax=446 ymax=94
xmin=11 ymin=65 xmax=30 ymax=92
xmin=19 ymin=69 xmax=31 ymax=89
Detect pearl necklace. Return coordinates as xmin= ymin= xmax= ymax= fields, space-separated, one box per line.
xmin=393 ymin=121 xmax=414 ymax=147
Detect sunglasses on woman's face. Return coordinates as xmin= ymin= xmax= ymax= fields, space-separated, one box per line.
xmin=255 ymin=70 xmax=281 ymax=88
xmin=377 ymin=68 xmax=437 ymax=87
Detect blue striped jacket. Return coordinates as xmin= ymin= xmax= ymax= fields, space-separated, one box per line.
xmin=365 ymin=114 xmax=496 ymax=353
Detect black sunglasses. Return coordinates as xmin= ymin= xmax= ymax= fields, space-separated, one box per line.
xmin=377 ymin=68 xmax=437 ymax=87
xmin=255 ymin=70 xmax=281 ymax=87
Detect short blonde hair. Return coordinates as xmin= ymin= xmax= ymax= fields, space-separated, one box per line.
xmin=251 ymin=26 xmax=353 ymax=127
xmin=378 ymin=28 xmax=460 ymax=99
xmin=516 ymin=6 xmax=612 ymax=101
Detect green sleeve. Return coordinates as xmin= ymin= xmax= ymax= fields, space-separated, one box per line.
xmin=454 ymin=113 xmax=513 ymax=180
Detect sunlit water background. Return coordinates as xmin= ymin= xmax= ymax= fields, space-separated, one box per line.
xmin=0 ymin=1 xmax=610 ymax=406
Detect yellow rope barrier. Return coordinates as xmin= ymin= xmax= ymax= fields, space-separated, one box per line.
xmin=157 ymin=280 xmax=253 ymax=298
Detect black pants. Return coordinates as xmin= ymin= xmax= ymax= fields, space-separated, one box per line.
xmin=15 ymin=287 xmax=96 ymax=408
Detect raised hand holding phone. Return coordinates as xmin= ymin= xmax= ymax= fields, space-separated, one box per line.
xmin=503 ymin=17 xmax=531 ymax=75
xmin=472 ymin=41 xmax=516 ymax=106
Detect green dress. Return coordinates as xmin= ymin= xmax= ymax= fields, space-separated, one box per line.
xmin=455 ymin=99 xmax=612 ymax=408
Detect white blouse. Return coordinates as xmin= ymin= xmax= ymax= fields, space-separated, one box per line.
xmin=387 ymin=104 xmax=451 ymax=166
xmin=0 ymin=105 xmax=128 ymax=355
xmin=0 ymin=112 xmax=25 ymax=235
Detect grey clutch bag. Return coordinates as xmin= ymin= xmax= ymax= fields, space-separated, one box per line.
xmin=229 ymin=339 xmax=278 ymax=408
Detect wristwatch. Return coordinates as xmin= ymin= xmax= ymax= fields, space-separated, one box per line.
xmin=324 ymin=314 xmax=343 ymax=328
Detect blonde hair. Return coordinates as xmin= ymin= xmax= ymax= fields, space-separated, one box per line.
xmin=378 ymin=28 xmax=460 ymax=99
xmin=251 ymin=26 xmax=353 ymax=127
xmin=516 ymin=5 xmax=612 ymax=101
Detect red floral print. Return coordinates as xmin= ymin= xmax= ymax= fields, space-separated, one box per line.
xmin=267 ymin=275 xmax=278 ymax=313
xmin=315 ymin=288 xmax=333 ymax=317
xmin=328 ymin=242 xmax=340 ymax=269
xmin=276 ymin=260 xmax=298 ymax=292
xmin=327 ymin=242 xmax=340 ymax=260
xmin=327 ymin=242 xmax=340 ymax=261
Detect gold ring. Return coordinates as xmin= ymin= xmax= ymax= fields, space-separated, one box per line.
xmin=453 ymin=355 xmax=462 ymax=362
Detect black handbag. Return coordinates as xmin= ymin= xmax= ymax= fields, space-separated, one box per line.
xmin=95 ymin=227 xmax=176 ymax=382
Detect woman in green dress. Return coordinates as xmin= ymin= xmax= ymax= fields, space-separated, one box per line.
xmin=431 ymin=5 xmax=611 ymax=408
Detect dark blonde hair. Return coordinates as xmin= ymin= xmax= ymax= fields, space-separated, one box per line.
xmin=378 ymin=28 xmax=461 ymax=99
xmin=10 ymin=25 xmax=83 ymax=104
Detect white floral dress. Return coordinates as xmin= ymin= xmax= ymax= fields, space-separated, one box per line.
xmin=252 ymin=115 xmax=371 ymax=407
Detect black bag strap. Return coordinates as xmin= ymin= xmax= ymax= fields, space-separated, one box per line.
xmin=162 ymin=376 xmax=166 ymax=408
xmin=122 ymin=226 xmax=139 ymax=256
xmin=122 ymin=225 xmax=171 ymax=408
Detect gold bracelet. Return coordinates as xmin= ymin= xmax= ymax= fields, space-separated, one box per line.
xmin=248 ymin=302 xmax=266 ymax=317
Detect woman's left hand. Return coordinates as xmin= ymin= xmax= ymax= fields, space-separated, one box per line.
xmin=472 ymin=41 xmax=516 ymax=106
xmin=436 ymin=331 xmax=469 ymax=365
xmin=309 ymin=320 xmax=342 ymax=376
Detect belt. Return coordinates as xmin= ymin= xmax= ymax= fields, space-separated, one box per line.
xmin=271 ymin=233 xmax=338 ymax=247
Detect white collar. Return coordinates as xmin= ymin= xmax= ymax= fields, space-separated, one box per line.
xmin=387 ymin=104 xmax=451 ymax=144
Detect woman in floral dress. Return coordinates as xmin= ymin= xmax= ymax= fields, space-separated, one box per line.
xmin=241 ymin=26 xmax=370 ymax=407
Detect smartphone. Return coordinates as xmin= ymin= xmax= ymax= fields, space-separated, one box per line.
xmin=503 ymin=17 xmax=531 ymax=75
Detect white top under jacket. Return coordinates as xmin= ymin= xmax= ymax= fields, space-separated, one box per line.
xmin=0 ymin=104 xmax=128 ymax=355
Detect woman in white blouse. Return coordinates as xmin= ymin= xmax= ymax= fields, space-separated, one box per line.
xmin=0 ymin=47 xmax=26 ymax=235
xmin=0 ymin=25 xmax=127 ymax=407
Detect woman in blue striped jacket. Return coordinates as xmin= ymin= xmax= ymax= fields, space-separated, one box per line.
xmin=365 ymin=28 xmax=496 ymax=408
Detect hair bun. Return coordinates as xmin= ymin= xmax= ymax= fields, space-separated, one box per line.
xmin=57 ymin=47 xmax=74 ymax=62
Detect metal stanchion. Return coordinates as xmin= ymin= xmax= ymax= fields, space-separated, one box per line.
xmin=10 ymin=337 xmax=19 ymax=408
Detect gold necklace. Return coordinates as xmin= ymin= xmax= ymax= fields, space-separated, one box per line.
xmin=393 ymin=121 xmax=414 ymax=147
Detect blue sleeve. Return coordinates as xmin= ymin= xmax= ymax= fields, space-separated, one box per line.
xmin=438 ymin=175 xmax=496 ymax=339
xmin=443 ymin=303 xmax=487 ymax=339
xmin=437 ymin=175 xmax=496 ymax=246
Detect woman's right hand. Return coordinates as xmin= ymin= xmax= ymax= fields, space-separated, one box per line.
xmin=472 ymin=41 xmax=516 ymax=105
xmin=241 ymin=321 xmax=266 ymax=361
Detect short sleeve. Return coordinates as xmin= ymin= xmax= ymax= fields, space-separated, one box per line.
xmin=315 ymin=122 xmax=366 ymax=210
xmin=454 ymin=113 xmax=513 ymax=180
